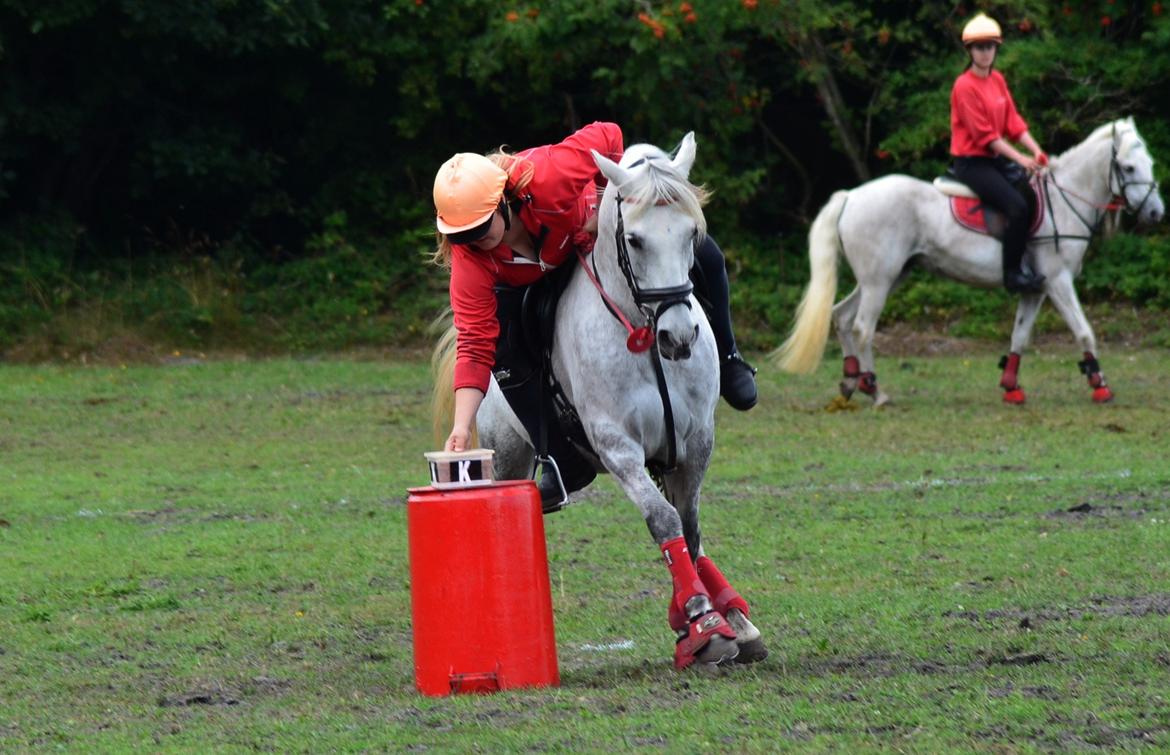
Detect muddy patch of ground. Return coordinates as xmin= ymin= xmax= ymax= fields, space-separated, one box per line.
xmin=944 ymin=593 xmax=1170 ymax=625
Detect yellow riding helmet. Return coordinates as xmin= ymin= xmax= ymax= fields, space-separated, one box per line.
xmin=961 ymin=13 xmax=1003 ymax=45
xmin=433 ymin=153 xmax=508 ymax=235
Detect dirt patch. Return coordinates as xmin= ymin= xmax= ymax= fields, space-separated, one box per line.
xmin=158 ymin=683 xmax=242 ymax=707
xmin=121 ymin=506 xmax=267 ymax=525
xmin=944 ymin=593 xmax=1170 ymax=625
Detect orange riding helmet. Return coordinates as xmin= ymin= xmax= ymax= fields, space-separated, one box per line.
xmin=962 ymin=13 xmax=1003 ymax=46
xmin=433 ymin=153 xmax=508 ymax=237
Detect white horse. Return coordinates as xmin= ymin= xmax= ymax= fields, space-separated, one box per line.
xmin=774 ymin=118 xmax=1164 ymax=405
xmin=433 ymin=134 xmax=765 ymax=670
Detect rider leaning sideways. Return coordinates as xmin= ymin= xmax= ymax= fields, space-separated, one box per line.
xmin=950 ymin=12 xmax=1048 ymax=294
xmin=431 ymin=122 xmax=758 ymax=460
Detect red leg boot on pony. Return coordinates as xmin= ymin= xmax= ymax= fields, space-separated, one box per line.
xmin=660 ymin=537 xmax=738 ymax=670
xmin=697 ymin=555 xmax=768 ymax=663
xmin=1079 ymin=352 xmax=1113 ymax=403
xmin=999 ymin=352 xmax=1026 ymax=404
xmin=840 ymin=356 xmax=861 ymax=399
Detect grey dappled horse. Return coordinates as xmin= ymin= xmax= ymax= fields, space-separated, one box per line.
xmin=774 ymin=118 xmax=1164 ymax=405
xmin=434 ymin=134 xmax=764 ymax=670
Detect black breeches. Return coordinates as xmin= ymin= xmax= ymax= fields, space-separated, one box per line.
xmin=691 ymin=235 xmax=738 ymax=359
xmin=952 ymin=156 xmax=1034 ymax=269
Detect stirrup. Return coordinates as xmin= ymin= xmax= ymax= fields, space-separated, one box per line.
xmin=535 ymin=454 xmax=568 ymax=514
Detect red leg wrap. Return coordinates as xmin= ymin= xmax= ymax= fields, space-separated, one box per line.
xmin=857 ymin=371 xmax=877 ymax=396
xmin=660 ymin=537 xmax=707 ymax=621
xmin=696 ymin=556 xmax=750 ymax=618
xmin=673 ymin=610 xmax=738 ymax=670
xmin=843 ymin=356 xmax=860 ymax=378
xmin=999 ymin=352 xmax=1021 ymax=391
xmin=1079 ymin=351 xmax=1113 ymax=402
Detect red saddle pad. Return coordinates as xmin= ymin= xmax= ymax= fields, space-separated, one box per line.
xmin=949 ymin=180 xmax=1045 ymax=236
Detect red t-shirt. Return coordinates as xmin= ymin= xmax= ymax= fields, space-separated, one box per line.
xmin=449 ymin=121 xmax=624 ymax=393
xmin=950 ymin=69 xmax=1028 ymax=157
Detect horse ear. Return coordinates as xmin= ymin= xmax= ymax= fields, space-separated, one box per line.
xmin=671 ymin=132 xmax=697 ymax=178
xmin=592 ymin=149 xmax=631 ymax=188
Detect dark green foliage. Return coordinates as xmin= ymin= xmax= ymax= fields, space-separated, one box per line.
xmin=1 ymin=1 xmax=1169 ymax=353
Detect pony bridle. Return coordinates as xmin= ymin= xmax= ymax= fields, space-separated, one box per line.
xmin=611 ymin=188 xmax=695 ymax=333
xmin=1109 ymin=124 xmax=1160 ymax=216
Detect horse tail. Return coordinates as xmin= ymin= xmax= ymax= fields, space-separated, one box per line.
xmin=771 ymin=189 xmax=848 ymax=374
xmin=429 ymin=312 xmax=477 ymax=449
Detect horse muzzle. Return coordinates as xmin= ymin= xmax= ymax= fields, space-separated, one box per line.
xmin=657 ymin=323 xmax=699 ymax=361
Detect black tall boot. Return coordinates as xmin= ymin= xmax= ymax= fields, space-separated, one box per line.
xmin=692 ymin=236 xmax=757 ymax=410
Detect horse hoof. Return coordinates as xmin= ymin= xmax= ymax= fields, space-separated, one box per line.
xmin=724 ymin=608 xmax=768 ymax=663
xmin=1002 ymin=388 xmax=1026 ymax=405
xmin=693 ymin=635 xmax=740 ymax=668
xmin=1092 ymin=386 xmax=1114 ymax=403
xmin=733 ymin=637 xmax=769 ymax=664
xmin=872 ymin=391 xmax=891 ymax=408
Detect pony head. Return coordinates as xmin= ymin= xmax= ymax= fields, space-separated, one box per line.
xmin=590 ymin=134 xmax=711 ymax=361
xmin=1109 ymin=118 xmax=1164 ymax=224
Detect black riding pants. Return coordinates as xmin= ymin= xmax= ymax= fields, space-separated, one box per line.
xmin=692 ymin=235 xmax=739 ymax=359
xmin=951 ymin=156 xmax=1033 ymax=272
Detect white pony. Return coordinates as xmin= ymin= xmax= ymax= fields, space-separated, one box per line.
xmin=774 ymin=118 xmax=1164 ymax=405
xmin=433 ymin=134 xmax=765 ymax=670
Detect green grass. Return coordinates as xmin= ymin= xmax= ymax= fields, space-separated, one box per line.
xmin=2 ymin=347 xmax=1168 ymax=751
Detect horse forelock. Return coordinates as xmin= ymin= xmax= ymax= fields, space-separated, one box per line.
xmin=613 ymin=145 xmax=708 ymax=235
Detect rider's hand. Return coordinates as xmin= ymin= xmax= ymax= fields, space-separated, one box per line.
xmin=1019 ymin=156 xmax=1040 ymax=175
xmin=1036 ymin=152 xmax=1049 ymax=167
xmin=445 ymin=427 xmax=471 ymax=452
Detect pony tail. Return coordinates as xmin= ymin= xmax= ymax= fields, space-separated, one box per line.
xmin=488 ymin=150 xmax=535 ymax=197
xmin=430 ymin=315 xmax=458 ymax=448
xmin=429 ymin=313 xmax=478 ymax=449
xmin=771 ymin=190 xmax=848 ymax=374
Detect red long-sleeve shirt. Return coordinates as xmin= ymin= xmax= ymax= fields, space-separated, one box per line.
xmin=950 ymin=69 xmax=1028 ymax=157
xmin=449 ymin=121 xmax=624 ymax=393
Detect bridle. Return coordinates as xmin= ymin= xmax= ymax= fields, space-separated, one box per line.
xmin=574 ymin=157 xmax=701 ymax=472
xmin=1039 ymin=123 xmax=1160 ymax=246
xmin=1107 ymin=123 xmax=1159 ymax=218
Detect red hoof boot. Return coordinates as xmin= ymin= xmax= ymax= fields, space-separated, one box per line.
xmin=673 ymin=611 xmax=739 ymax=670
xmin=1092 ymin=386 xmax=1114 ymax=403
xmin=1002 ymin=388 xmax=1026 ymax=405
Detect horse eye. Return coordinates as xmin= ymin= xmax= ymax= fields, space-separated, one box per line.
xmin=626 ymin=234 xmax=643 ymax=250
xmin=1124 ymin=165 xmax=1136 ymax=174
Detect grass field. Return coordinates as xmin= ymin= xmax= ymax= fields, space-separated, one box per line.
xmin=2 ymin=344 xmax=1168 ymax=751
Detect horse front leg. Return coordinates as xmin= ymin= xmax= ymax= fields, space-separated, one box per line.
xmin=593 ymin=429 xmax=738 ymax=670
xmin=661 ymin=433 xmax=767 ymax=665
xmin=999 ymin=293 xmax=1045 ymax=405
xmin=1045 ymin=272 xmax=1113 ymax=403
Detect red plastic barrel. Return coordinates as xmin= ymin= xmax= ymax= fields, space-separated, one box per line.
xmin=407 ymin=480 xmax=559 ymax=696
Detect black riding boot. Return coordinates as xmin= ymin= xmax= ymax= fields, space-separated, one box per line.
xmin=692 ymin=236 xmax=758 ymax=411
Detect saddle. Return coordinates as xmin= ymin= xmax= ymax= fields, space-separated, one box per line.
xmin=933 ymin=173 xmax=1045 ymax=239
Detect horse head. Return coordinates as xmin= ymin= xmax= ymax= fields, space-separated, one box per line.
xmin=591 ymin=133 xmax=709 ymax=361
xmin=1109 ymin=118 xmax=1164 ymax=225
